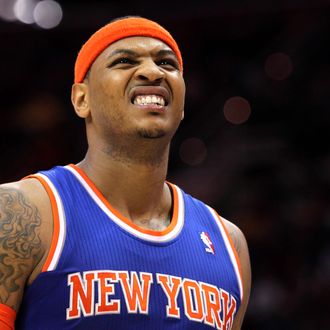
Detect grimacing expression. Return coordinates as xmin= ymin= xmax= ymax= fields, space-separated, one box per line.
xmin=78 ymin=36 xmax=185 ymax=141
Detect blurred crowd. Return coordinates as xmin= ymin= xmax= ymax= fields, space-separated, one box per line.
xmin=1 ymin=1 xmax=329 ymax=328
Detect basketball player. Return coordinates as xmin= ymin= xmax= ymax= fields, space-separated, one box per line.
xmin=0 ymin=16 xmax=251 ymax=329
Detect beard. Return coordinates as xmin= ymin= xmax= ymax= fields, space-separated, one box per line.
xmin=137 ymin=128 xmax=167 ymax=139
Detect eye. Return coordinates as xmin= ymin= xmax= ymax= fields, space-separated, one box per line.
xmin=157 ymin=58 xmax=179 ymax=70
xmin=109 ymin=57 xmax=136 ymax=67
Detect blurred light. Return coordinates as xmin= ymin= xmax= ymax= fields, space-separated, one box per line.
xmin=179 ymin=137 xmax=207 ymax=166
xmin=223 ymin=96 xmax=251 ymax=124
xmin=265 ymin=52 xmax=293 ymax=80
xmin=0 ymin=0 xmax=17 ymax=21
xmin=14 ymin=0 xmax=36 ymax=24
xmin=33 ymin=0 xmax=62 ymax=29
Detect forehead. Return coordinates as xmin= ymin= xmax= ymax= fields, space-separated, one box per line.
xmin=98 ymin=36 xmax=175 ymax=60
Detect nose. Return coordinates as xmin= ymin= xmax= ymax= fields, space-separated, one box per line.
xmin=135 ymin=59 xmax=165 ymax=83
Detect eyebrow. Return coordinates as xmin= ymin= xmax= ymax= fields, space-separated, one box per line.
xmin=107 ymin=49 xmax=138 ymax=59
xmin=155 ymin=49 xmax=177 ymax=58
xmin=107 ymin=48 xmax=177 ymax=59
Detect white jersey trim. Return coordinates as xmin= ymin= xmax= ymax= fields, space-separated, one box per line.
xmin=207 ymin=206 xmax=244 ymax=301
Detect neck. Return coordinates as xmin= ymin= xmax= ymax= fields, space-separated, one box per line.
xmin=77 ymin=141 xmax=172 ymax=228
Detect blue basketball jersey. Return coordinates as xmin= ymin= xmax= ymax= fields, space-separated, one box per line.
xmin=16 ymin=165 xmax=243 ymax=329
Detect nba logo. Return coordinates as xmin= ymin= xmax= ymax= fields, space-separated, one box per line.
xmin=200 ymin=231 xmax=215 ymax=255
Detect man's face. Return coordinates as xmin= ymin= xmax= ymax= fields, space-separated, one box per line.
xmin=84 ymin=36 xmax=185 ymax=142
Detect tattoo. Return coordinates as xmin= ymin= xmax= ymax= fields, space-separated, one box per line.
xmin=134 ymin=212 xmax=171 ymax=231
xmin=0 ymin=187 xmax=42 ymax=305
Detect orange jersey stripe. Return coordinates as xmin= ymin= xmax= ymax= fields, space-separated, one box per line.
xmin=27 ymin=175 xmax=60 ymax=272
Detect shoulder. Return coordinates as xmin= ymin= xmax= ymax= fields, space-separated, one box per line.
xmin=1 ymin=178 xmax=53 ymax=225
xmin=0 ymin=178 xmax=53 ymax=311
xmin=221 ymin=217 xmax=251 ymax=329
xmin=1 ymin=178 xmax=54 ymax=261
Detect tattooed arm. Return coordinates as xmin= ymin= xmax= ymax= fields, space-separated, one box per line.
xmin=0 ymin=180 xmax=52 ymax=312
xmin=224 ymin=220 xmax=251 ymax=330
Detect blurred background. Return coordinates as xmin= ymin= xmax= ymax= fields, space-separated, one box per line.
xmin=1 ymin=0 xmax=330 ymax=328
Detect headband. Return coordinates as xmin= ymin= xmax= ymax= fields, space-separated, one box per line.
xmin=74 ymin=17 xmax=183 ymax=83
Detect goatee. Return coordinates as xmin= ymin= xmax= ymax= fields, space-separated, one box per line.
xmin=138 ymin=128 xmax=166 ymax=139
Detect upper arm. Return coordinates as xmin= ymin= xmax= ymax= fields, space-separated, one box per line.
xmin=0 ymin=182 xmax=45 ymax=312
xmin=224 ymin=219 xmax=251 ymax=330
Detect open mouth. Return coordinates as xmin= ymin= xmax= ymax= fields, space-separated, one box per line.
xmin=132 ymin=94 xmax=166 ymax=106
xmin=130 ymin=86 xmax=170 ymax=107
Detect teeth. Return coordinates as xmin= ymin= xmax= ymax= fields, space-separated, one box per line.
xmin=133 ymin=95 xmax=165 ymax=106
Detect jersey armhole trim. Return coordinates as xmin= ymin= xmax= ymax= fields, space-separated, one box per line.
xmin=207 ymin=206 xmax=244 ymax=301
xmin=26 ymin=174 xmax=66 ymax=272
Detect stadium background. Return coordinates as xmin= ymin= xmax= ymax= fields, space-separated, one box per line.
xmin=1 ymin=0 xmax=329 ymax=328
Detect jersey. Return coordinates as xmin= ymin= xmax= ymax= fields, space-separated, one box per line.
xmin=16 ymin=164 xmax=243 ymax=330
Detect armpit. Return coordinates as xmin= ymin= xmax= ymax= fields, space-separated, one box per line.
xmin=225 ymin=221 xmax=242 ymax=256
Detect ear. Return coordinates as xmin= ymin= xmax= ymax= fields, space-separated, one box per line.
xmin=71 ymin=83 xmax=90 ymax=118
xmin=181 ymin=110 xmax=184 ymax=120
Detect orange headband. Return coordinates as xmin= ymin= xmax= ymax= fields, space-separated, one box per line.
xmin=74 ymin=17 xmax=183 ymax=83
